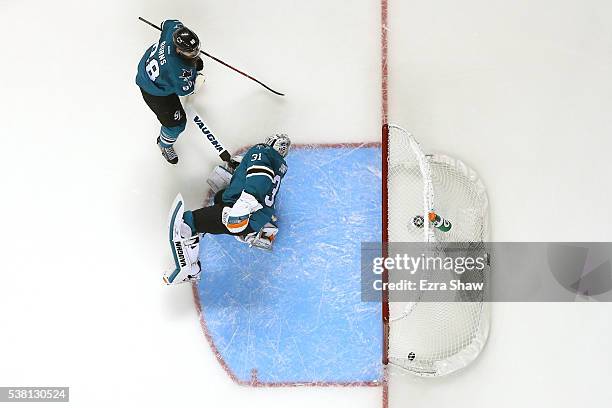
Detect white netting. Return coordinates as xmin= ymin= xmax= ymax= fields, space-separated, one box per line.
xmin=385 ymin=124 xmax=490 ymax=377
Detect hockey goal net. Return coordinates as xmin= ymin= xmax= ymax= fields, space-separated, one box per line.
xmin=382 ymin=124 xmax=490 ymax=377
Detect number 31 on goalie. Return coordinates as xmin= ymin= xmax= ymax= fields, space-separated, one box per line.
xmin=265 ymin=175 xmax=281 ymax=206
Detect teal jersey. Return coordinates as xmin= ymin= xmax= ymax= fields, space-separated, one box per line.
xmin=136 ymin=20 xmax=199 ymax=96
xmin=223 ymin=144 xmax=288 ymax=231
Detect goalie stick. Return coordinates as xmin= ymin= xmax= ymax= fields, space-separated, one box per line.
xmin=183 ymin=105 xmax=236 ymax=165
xmin=138 ymin=17 xmax=285 ymax=96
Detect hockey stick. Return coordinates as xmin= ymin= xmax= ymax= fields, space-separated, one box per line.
xmin=184 ymin=105 xmax=233 ymax=165
xmin=138 ymin=17 xmax=285 ymax=96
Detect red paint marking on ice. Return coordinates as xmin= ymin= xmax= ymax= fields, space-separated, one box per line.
xmin=192 ymin=277 xmax=381 ymax=387
xmin=381 ymin=0 xmax=389 ymax=126
xmin=189 ymin=1 xmax=392 ymax=393
xmin=191 ymin=283 xmax=242 ymax=385
xmin=201 ymin=142 xmax=381 ymax=208
xmin=381 ymin=0 xmax=390 ymax=406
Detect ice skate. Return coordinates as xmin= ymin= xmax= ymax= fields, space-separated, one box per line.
xmin=157 ymin=137 xmax=179 ymax=165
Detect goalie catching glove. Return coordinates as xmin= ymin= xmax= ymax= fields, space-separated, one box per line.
xmin=235 ymin=222 xmax=278 ymax=251
xmin=223 ymin=191 xmax=263 ymax=233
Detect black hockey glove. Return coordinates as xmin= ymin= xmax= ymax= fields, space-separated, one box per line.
xmin=195 ymin=56 xmax=204 ymax=72
xmin=229 ymin=158 xmax=241 ymax=170
xmin=220 ymin=150 xmax=232 ymax=164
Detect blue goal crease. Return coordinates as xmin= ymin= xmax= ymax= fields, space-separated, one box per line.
xmin=196 ymin=145 xmax=382 ymax=384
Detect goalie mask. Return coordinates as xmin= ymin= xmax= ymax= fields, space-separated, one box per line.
xmin=265 ymin=134 xmax=291 ymax=158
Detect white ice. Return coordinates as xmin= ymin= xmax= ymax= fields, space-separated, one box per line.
xmin=1 ymin=0 xmax=611 ymax=407
xmin=388 ymin=1 xmax=612 ymax=407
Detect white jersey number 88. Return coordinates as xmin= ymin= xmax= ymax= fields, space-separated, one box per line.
xmin=145 ymin=43 xmax=160 ymax=82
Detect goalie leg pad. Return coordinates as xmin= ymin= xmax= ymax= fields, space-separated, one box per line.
xmin=223 ymin=205 xmax=251 ymax=234
xmin=224 ymin=191 xmax=263 ymax=234
xmin=164 ymin=236 xmax=202 ymax=285
xmin=207 ymin=165 xmax=233 ymax=194
xmin=164 ymin=194 xmax=202 ymax=285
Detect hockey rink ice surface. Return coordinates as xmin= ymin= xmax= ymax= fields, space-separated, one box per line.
xmin=196 ymin=145 xmax=382 ymax=385
xmin=2 ymin=0 xmax=612 ymax=407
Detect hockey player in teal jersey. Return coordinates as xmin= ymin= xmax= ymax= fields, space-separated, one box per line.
xmin=136 ymin=19 xmax=204 ymax=164
xmin=163 ymin=134 xmax=291 ymax=285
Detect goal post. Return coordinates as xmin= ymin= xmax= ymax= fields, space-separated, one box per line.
xmin=382 ymin=124 xmax=491 ymax=377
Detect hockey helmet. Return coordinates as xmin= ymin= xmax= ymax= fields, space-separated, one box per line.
xmin=173 ymin=26 xmax=201 ymax=59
